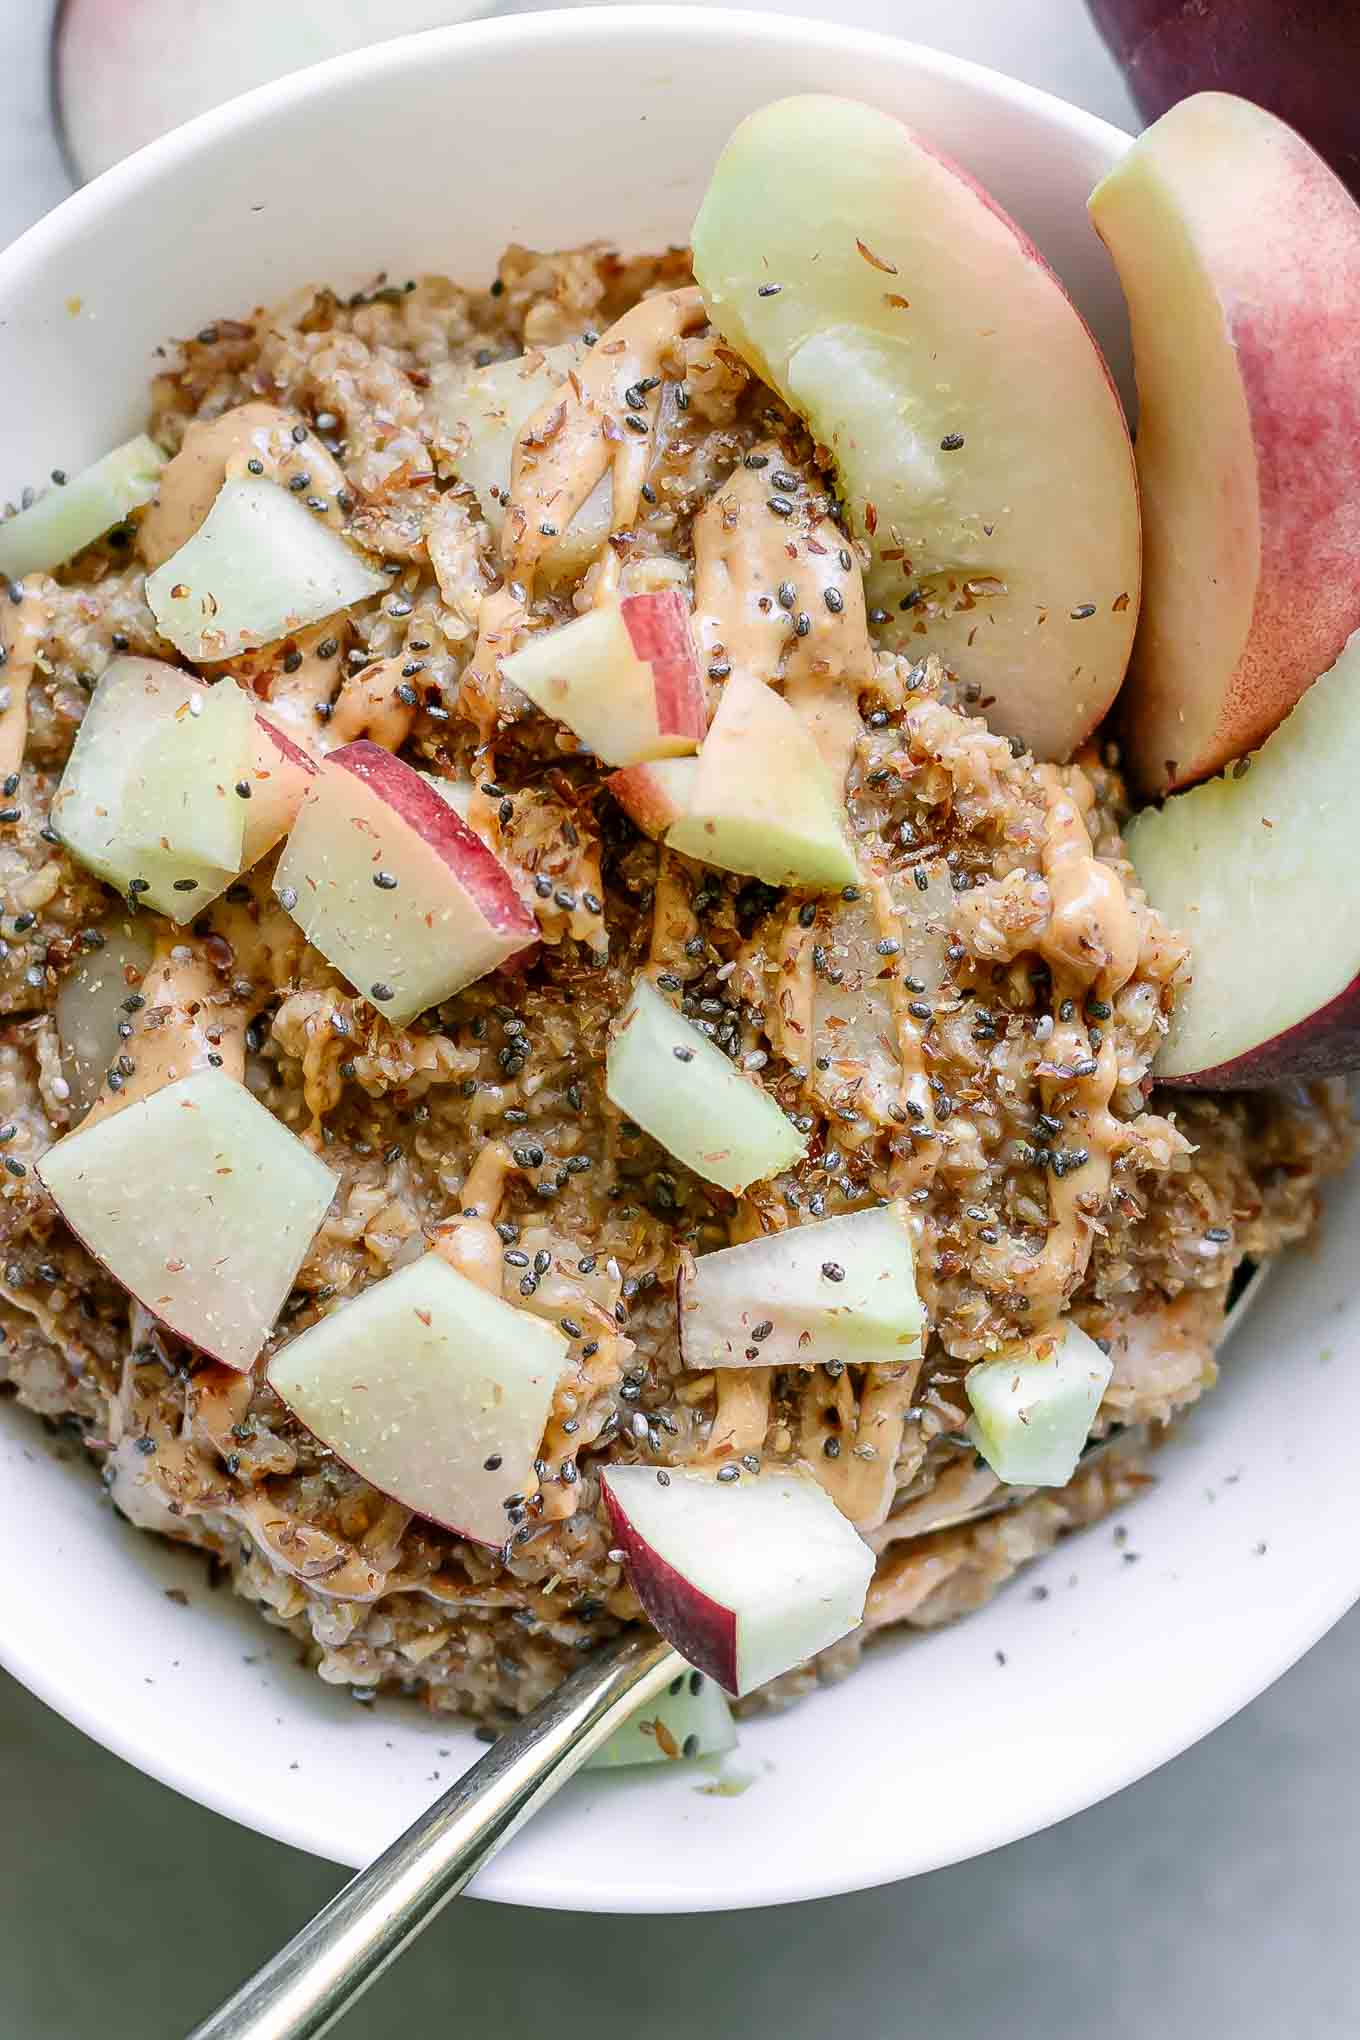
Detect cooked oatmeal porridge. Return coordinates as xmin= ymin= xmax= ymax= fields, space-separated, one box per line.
xmin=0 ymin=144 xmax=1352 ymax=1738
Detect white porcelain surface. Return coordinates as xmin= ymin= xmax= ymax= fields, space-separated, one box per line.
xmin=1 ymin=7 xmax=1355 ymax=1912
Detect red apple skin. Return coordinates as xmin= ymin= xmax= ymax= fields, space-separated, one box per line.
xmin=607 ymin=762 xmax=691 ymax=839
xmin=601 ymin=1472 xmax=739 ymax=1694
xmin=1160 ymin=972 xmax=1360 ymax=1090
xmin=619 ymin=592 xmax=705 ymax=745
xmin=328 ymin=741 xmax=536 ymax=946
xmin=1087 ymin=0 xmax=1360 ymax=200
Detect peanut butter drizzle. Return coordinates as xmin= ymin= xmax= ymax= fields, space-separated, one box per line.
xmin=0 ymin=580 xmax=52 ymax=781
xmin=229 ymin=624 xmax=415 ymax=757
xmin=1007 ymin=767 xmax=1142 ymax=1321
xmin=462 ymin=290 xmax=707 ymax=737
xmin=797 ymin=1350 xmax=923 ymax=1530
xmin=138 ymin=402 xmax=348 ymax=569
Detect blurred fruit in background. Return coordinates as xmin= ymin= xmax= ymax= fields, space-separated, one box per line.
xmin=1087 ymin=0 xmax=1359 ymax=194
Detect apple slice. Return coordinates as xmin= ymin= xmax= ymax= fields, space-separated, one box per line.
xmin=665 ymin=671 xmax=857 ymax=890
xmin=266 ymin=1250 xmax=567 ymax=1545
xmin=606 ymin=977 xmax=806 ymax=1193
xmin=586 ymin=1669 xmax=736 ymax=1771
xmin=1090 ymin=94 xmax=1360 ymax=792
xmin=36 ymin=1069 xmax=337 ymax=1371
xmin=500 ymin=593 xmax=705 ymax=767
xmin=434 ymin=343 xmax=612 ymax=584
xmin=607 ymin=757 xmax=699 ymax=839
xmin=52 ymin=657 xmax=256 ymax=920
xmin=965 ymin=1320 xmax=1114 ymax=1487
xmin=0 ymin=434 xmax=164 ymax=580
xmin=691 ymin=94 xmax=1140 ymax=762
xmin=600 ymin=1465 xmax=873 ymax=1696
xmin=240 ymin=712 xmax=317 ymax=870
xmin=122 ymin=671 xmax=255 ymax=879
xmin=273 ymin=739 xmax=537 ymax=1023
xmin=55 ymin=915 xmax=156 ymax=1116
xmin=145 ymin=476 xmax=386 ymax=662
xmin=678 ymin=1205 xmax=923 ymax=1371
xmin=1125 ymin=627 xmax=1360 ymax=1084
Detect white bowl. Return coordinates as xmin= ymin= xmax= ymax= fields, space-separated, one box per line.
xmin=2 ymin=7 xmax=1356 ymax=1913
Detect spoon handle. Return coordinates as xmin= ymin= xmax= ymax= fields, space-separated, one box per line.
xmin=188 ymin=1630 xmax=683 ymax=2040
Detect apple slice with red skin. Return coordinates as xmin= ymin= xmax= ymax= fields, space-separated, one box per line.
xmin=500 ymin=592 xmax=705 ymax=768
xmin=600 ymin=1464 xmax=874 ymax=1696
xmin=1125 ymin=627 xmax=1360 ymax=1085
xmin=267 ymin=1250 xmax=567 ymax=1546
xmin=1090 ymin=93 xmax=1360 ymax=792
xmin=607 ymin=757 xmax=699 ymax=840
xmin=240 ymin=711 xmax=316 ymax=870
xmin=36 ymin=1069 xmax=337 ymax=1371
xmin=273 ymin=739 xmax=537 ymax=1024
xmin=692 ymin=94 xmax=1140 ymax=762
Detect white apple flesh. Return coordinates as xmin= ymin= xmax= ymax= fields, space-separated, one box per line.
xmin=273 ymin=739 xmax=537 ymax=1024
xmin=52 ymin=657 xmax=257 ymax=920
xmin=1125 ymin=627 xmax=1360 ymax=1084
xmin=679 ymin=1204 xmax=923 ymax=1371
xmin=607 ymin=757 xmax=699 ymax=839
xmin=664 ymin=671 xmax=858 ymax=890
xmin=145 ymin=476 xmax=386 ymax=662
xmin=240 ymin=712 xmax=317 ymax=871
xmin=691 ymin=94 xmax=1140 ymax=762
xmin=1090 ymin=93 xmax=1360 ymax=792
xmin=600 ymin=1465 xmax=874 ymax=1697
xmin=0 ymin=434 xmax=164 ymax=580
xmin=500 ymin=593 xmax=706 ymax=768
xmin=965 ymin=1320 xmax=1114 ymax=1488
xmin=606 ymin=978 xmax=806 ymax=1194
xmin=267 ymin=1250 xmax=567 ymax=1546
xmin=36 ymin=1070 xmax=337 ymax=1371
xmin=586 ymin=1670 xmax=736 ymax=1771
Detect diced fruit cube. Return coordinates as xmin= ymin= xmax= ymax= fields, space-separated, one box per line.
xmin=500 ymin=592 xmax=706 ymax=768
xmin=601 ymin=1465 xmax=874 ymax=1696
xmin=37 ymin=1070 xmax=337 ymax=1371
xmin=145 ymin=476 xmax=386 ymax=662
xmin=266 ymin=1250 xmax=568 ymax=1545
xmin=607 ymin=757 xmax=699 ymax=839
xmin=54 ymin=913 xmax=156 ymax=1115
xmin=273 ymin=739 xmax=537 ymax=1023
xmin=664 ymin=672 xmax=858 ymax=890
xmin=433 ymin=342 xmax=611 ymax=583
xmin=691 ymin=94 xmax=1140 ymax=761
xmin=606 ymin=978 xmax=806 ymax=1193
xmin=52 ymin=656 xmax=257 ymax=920
xmin=122 ymin=669 xmax=255 ymax=877
xmin=586 ymin=1669 xmax=736 ymax=1771
xmin=239 ymin=712 xmax=317 ymax=871
xmin=679 ymin=1205 xmax=923 ymax=1370
xmin=965 ymin=1320 xmax=1114 ymax=1487
xmin=0 ymin=434 xmax=164 ymax=580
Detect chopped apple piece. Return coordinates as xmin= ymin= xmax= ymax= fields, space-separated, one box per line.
xmin=123 ymin=671 xmax=255 ymax=878
xmin=433 ymin=342 xmax=612 ymax=583
xmin=37 ymin=1070 xmax=337 ymax=1371
xmin=1090 ymin=93 xmax=1360 ymax=791
xmin=240 ymin=712 xmax=317 ymax=870
xmin=500 ymin=593 xmax=705 ymax=767
xmin=606 ymin=978 xmax=806 ymax=1193
xmin=601 ymin=1465 xmax=873 ymax=1696
xmin=665 ymin=671 xmax=857 ymax=889
xmin=586 ymin=1669 xmax=736 ymax=1771
xmin=607 ymin=757 xmax=699 ymax=839
xmin=1125 ymin=627 xmax=1360 ymax=1083
xmin=0 ymin=434 xmax=164 ymax=580
xmin=679 ymin=1205 xmax=923 ymax=1371
xmin=273 ymin=739 xmax=537 ymax=1023
xmin=145 ymin=476 xmax=386 ymax=662
xmin=55 ymin=915 xmax=156 ymax=1115
xmin=691 ymin=94 xmax=1140 ymax=761
xmin=266 ymin=1251 xmax=567 ymax=1545
xmin=965 ymin=1320 xmax=1113 ymax=1487
xmin=52 ymin=657 xmax=256 ymax=920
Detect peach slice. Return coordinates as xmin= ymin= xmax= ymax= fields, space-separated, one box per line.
xmin=692 ymin=94 xmax=1140 ymax=761
xmin=1090 ymin=93 xmax=1360 ymax=791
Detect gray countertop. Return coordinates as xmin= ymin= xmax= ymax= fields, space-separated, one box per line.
xmin=3 ymin=5 xmax=1357 ymax=2035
